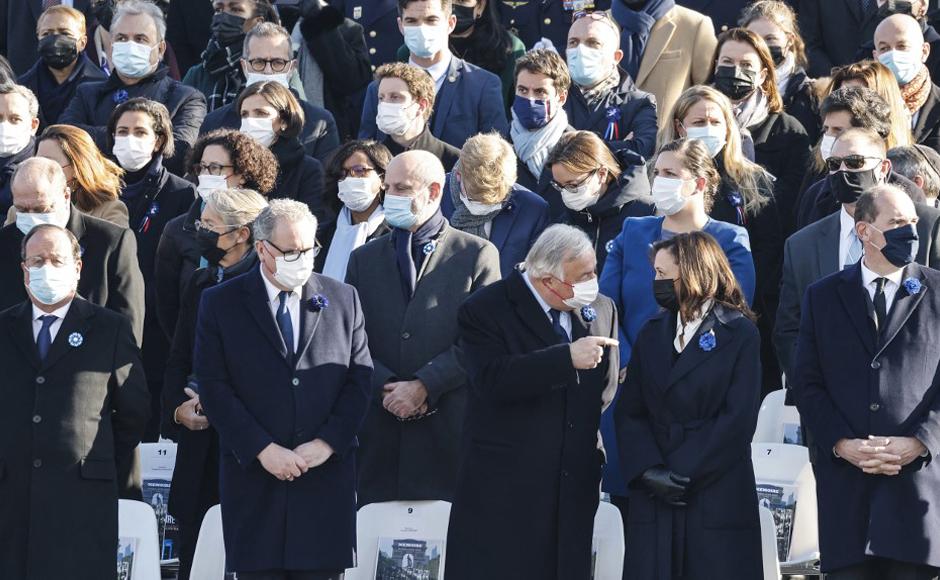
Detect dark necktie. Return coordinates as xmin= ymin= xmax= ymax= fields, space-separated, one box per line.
xmin=36 ymin=315 xmax=57 ymax=361
xmin=549 ymin=309 xmax=570 ymax=344
xmin=276 ymin=291 xmax=294 ymax=358
xmin=873 ymin=277 xmax=888 ymax=332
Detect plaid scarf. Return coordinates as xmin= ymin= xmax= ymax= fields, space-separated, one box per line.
xmin=202 ymin=37 xmax=244 ymax=112
xmin=902 ymin=65 xmax=932 ymax=116
xmin=581 ymin=71 xmax=623 ymax=111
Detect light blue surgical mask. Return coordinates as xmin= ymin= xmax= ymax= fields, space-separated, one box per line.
xmin=566 ymin=45 xmax=611 ymax=88
xmin=28 ymin=263 xmax=77 ymax=305
xmin=16 ymin=203 xmax=69 ymax=235
xmin=683 ymin=124 xmax=727 ymax=158
xmin=111 ymin=40 xmax=156 ymax=79
xmin=878 ymin=49 xmax=922 ymax=85
xmin=403 ymin=25 xmax=447 ymax=59
xmin=384 ymin=193 xmax=419 ymax=230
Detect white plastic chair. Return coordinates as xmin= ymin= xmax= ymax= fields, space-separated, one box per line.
xmin=592 ymin=501 xmax=625 ymax=580
xmin=345 ymin=500 xmax=452 ymax=580
xmin=759 ymin=505 xmax=782 ymax=580
xmin=751 ymin=443 xmax=820 ymax=575
xmin=190 ymin=504 xmax=226 ymax=580
xmin=753 ymin=389 xmax=803 ymax=445
xmin=118 ymin=499 xmax=162 ymax=580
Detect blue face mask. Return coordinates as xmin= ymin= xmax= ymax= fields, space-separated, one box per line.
xmin=512 ymin=95 xmax=552 ymax=130
xmin=384 ymin=193 xmax=419 ymax=230
xmin=871 ymin=222 xmax=920 ymax=268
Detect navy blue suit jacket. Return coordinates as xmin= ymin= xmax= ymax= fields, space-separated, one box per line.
xmin=794 ymin=262 xmax=940 ymax=571
xmin=359 ymin=56 xmax=509 ymax=148
xmin=441 ymin=182 xmax=550 ymax=277
xmin=564 ymin=81 xmax=658 ymax=161
xmin=194 ymin=267 xmax=372 ymax=572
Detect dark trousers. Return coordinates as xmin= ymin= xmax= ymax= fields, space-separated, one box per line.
xmin=827 ymin=558 xmax=939 ymax=580
xmin=231 ymin=571 xmax=343 ymax=580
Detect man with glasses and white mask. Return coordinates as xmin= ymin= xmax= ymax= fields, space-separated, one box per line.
xmin=0 ymin=84 xmax=40 ymax=216
xmin=197 ymin=21 xmax=341 ymax=163
xmin=0 ymin=224 xmax=150 ymax=580
xmin=195 ymin=198 xmax=372 ymax=580
xmin=345 ymin=149 xmax=500 ymax=507
xmin=60 ymin=0 xmax=207 ymax=175
xmin=0 ymin=157 xmax=145 ymax=345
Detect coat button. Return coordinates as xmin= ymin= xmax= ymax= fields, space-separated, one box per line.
xmin=369 ymin=30 xmax=377 ymax=37
xmin=510 ymin=18 xmax=515 ymax=25
xmin=871 ymin=360 xmax=881 ymax=369
xmin=369 ymin=47 xmax=376 ymax=55
xmin=33 ymin=459 xmax=42 ymax=468
xmin=35 ymin=376 xmax=45 ymax=384
xmin=371 ymin=65 xmax=376 ymax=71
xmin=561 ymin=469 xmax=569 ymax=477
xmin=567 ymin=421 xmax=574 ymax=429
xmin=544 ymin=17 xmax=551 ymax=24
xmin=32 ymin=415 xmax=41 ymax=424
xmin=401 ymin=332 xmax=411 ymax=340
xmin=292 ymin=378 xmax=300 ymax=386
xmin=870 ymin=403 xmax=881 ymax=412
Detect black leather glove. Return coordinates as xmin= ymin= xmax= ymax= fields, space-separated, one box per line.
xmin=640 ymin=466 xmax=691 ymax=506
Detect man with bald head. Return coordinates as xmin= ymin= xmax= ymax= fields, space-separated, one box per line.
xmin=0 ymin=156 xmax=144 ymax=344
xmin=874 ymin=13 xmax=940 ymax=152
xmin=0 ymin=224 xmax=149 ymax=580
xmin=346 ymin=149 xmax=501 ymax=505
xmin=794 ymin=184 xmax=940 ymax=578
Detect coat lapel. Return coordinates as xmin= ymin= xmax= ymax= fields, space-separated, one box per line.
xmin=635 ymin=11 xmax=676 ymax=88
xmin=876 ymin=266 xmax=928 ymax=358
xmin=913 ymin=86 xmax=940 ymax=143
xmin=663 ymin=309 xmax=727 ymax=391
xmin=294 ymin=277 xmax=324 ymax=366
xmin=836 ymin=264 xmax=877 ymax=355
xmin=488 ymin=205 xmax=518 ymax=254
xmin=8 ymin=301 xmax=41 ymax=369
xmin=431 ymin=58 xmax=462 ymax=137
xmin=40 ymin=298 xmax=95 ymax=372
xmin=507 ymin=270 xmax=560 ymax=347
xmin=244 ymin=267 xmax=291 ymax=363
xmin=414 ymin=223 xmax=449 ymax=287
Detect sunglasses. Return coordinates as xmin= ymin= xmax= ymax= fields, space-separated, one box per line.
xmin=826 ymin=155 xmax=883 ymax=172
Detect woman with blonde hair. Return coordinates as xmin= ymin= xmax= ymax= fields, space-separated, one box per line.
xmin=7 ymin=124 xmax=129 ymax=227
xmin=545 ymin=130 xmax=652 ymax=271
xmin=828 ymin=60 xmax=913 ymax=150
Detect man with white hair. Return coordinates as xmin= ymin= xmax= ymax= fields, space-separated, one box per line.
xmin=444 ymin=223 xmax=619 ymax=580
xmin=345 ymin=149 xmax=501 ymax=506
xmin=60 ymin=0 xmax=207 ymax=174
xmin=0 ymin=83 xmax=40 ymax=215
xmin=195 ymin=198 xmax=373 ymax=579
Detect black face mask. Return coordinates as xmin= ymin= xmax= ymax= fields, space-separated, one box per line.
xmin=653 ymin=278 xmax=679 ymax=313
xmin=452 ymin=4 xmax=477 ymax=35
xmin=828 ymin=168 xmax=882 ymax=204
xmin=196 ymin=227 xmax=237 ymax=266
xmin=211 ymin=12 xmax=248 ymax=47
xmin=877 ymin=0 xmax=915 ymax=18
xmin=873 ymin=223 xmax=920 ymax=268
xmin=92 ymin=0 xmax=115 ymax=31
xmin=768 ymin=45 xmax=786 ymax=67
xmin=39 ymin=34 xmax=79 ymax=70
xmin=713 ymin=65 xmax=759 ymax=101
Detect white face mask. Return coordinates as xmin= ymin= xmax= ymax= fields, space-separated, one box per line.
xmin=0 ymin=121 xmax=33 ymax=157
xmin=111 ymin=40 xmax=156 ymax=79
xmin=16 ymin=203 xmax=70 ymax=235
xmin=244 ymin=70 xmax=291 ymax=89
xmin=684 ymin=124 xmax=727 ymax=158
xmin=272 ymin=249 xmax=315 ymax=289
xmin=197 ymin=174 xmax=229 ymax=201
xmin=338 ymin=176 xmax=379 ymax=212
xmin=878 ymin=49 xmax=922 ymax=85
xmin=566 ymin=45 xmax=611 ymax=88
xmin=819 ymin=134 xmax=837 ymax=162
xmin=28 ymin=263 xmax=78 ymax=305
xmin=561 ymin=276 xmax=599 ymax=309
xmin=112 ymin=135 xmax=154 ymax=172
xmin=240 ymin=117 xmax=277 ymax=148
xmin=376 ymin=101 xmax=420 ymax=137
xmin=460 ymin=190 xmax=502 ymax=216
xmin=651 ymin=176 xmax=690 ymax=216
xmin=403 ymin=24 xmax=447 ymax=59
xmin=560 ymin=171 xmax=601 ymax=211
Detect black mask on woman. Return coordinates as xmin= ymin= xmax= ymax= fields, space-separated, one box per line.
xmin=196 ymin=227 xmax=236 ymax=266
xmin=653 ymin=278 xmax=680 ymax=312
xmin=828 ymin=168 xmax=882 ymax=204
xmin=211 ymin=12 xmax=247 ymax=47
xmin=452 ymin=4 xmax=478 ymax=35
xmin=39 ymin=34 xmax=79 ymax=70
xmin=713 ymin=65 xmax=758 ymax=101
xmin=767 ymin=45 xmax=786 ymax=67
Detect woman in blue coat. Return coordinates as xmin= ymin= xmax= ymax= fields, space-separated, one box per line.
xmin=598 ymin=138 xmax=755 ymax=521
xmin=616 ymin=231 xmax=762 ymax=579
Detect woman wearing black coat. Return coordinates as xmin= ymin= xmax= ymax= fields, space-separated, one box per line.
xmin=109 ymin=98 xmax=195 ymax=441
xmin=161 ymin=187 xmax=267 ymax=580
xmin=546 ymin=131 xmax=653 ymax=271
xmin=616 ymin=231 xmax=762 ymax=580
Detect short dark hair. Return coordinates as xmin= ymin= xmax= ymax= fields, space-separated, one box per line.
xmin=514 ymin=49 xmax=571 ymax=96
xmin=324 ymin=139 xmax=392 ymax=213
xmin=21 ymin=224 xmax=81 ymax=262
xmin=107 ymin=97 xmax=175 ymax=158
xmin=854 ymin=184 xmax=909 ymax=225
xmin=888 ymin=145 xmax=940 ymax=199
xmin=235 ymin=81 xmax=305 ymax=140
xmin=397 ymin=0 xmax=452 ymax=16
xmin=186 ymin=129 xmax=279 ymax=195
xmin=820 ymin=86 xmax=891 ymax=141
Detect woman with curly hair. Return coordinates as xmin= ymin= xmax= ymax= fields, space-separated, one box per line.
xmin=154 ymin=128 xmax=278 ymax=339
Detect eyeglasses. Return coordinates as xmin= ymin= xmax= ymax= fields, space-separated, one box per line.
xmin=826 ymin=155 xmax=883 ymax=172
xmin=340 ymin=165 xmax=379 ymax=179
xmin=246 ymin=58 xmax=291 ymax=73
xmin=194 ymin=162 xmax=235 ymax=176
xmin=549 ymin=168 xmax=599 ymax=193
xmin=571 ymin=10 xmax=619 ymax=31
xmin=194 ymin=220 xmax=240 ymax=235
xmin=263 ymin=238 xmax=321 ymax=262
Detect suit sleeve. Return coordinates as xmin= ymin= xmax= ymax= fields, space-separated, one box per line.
xmin=108 ymin=228 xmax=146 ymax=346
xmin=154 ymin=225 xmax=183 ymax=339
xmin=792 ymin=285 xmax=857 ymax=460
xmin=774 ymin=237 xmax=801 ymax=383
xmin=601 ymin=301 xmax=620 ymax=412
xmin=614 ymin=334 xmax=665 ymax=486
xmin=690 ymin=15 xmax=718 ymax=86
xmin=309 ymin=111 xmax=341 ymax=163
xmin=611 ymin=96 xmax=658 ymax=160
xmin=358 ymin=81 xmax=379 ymax=140
xmin=415 ymin=243 xmax=502 ymax=407
xmin=666 ymin=323 xmax=762 ymax=483
xmin=110 ymin=314 xmax=151 ymax=500
xmin=477 ymin=73 xmax=510 ymax=139
xmin=725 ymin=228 xmax=757 ymax=306
xmin=166 ymin=89 xmax=208 ymax=175
xmin=799 ymin=0 xmax=835 ymax=78
xmin=161 ymin=279 xmax=199 ymax=440
xmin=314 ymin=287 xmax=373 ymax=455
xmin=195 ymin=291 xmax=275 ymax=466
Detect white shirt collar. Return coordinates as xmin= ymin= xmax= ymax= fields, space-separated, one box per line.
xmin=523 ymin=271 xmax=554 ymax=315
xmin=840 ymin=206 xmax=856 ymax=240
xmin=259 ymin=264 xmax=301 ymax=303
xmin=674 ymin=299 xmax=712 ymax=352
xmin=860 ymin=259 xmax=904 ymax=289
xmin=409 ymin=50 xmax=452 ymax=84
xmin=32 ymin=299 xmax=73 ymax=323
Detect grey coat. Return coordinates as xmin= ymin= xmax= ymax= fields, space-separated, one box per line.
xmin=345 ymin=220 xmax=500 ymax=505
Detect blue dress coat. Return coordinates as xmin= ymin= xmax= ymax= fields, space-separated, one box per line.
xmin=793 ymin=262 xmax=940 ymax=571
xmin=598 ymin=216 xmax=755 ymax=496
xmin=441 ymin=181 xmax=550 ymax=277
xmin=358 ymin=55 xmax=509 ymax=149
xmin=194 ymin=268 xmax=373 ymax=573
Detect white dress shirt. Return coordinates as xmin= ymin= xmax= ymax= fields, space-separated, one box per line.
xmin=523 ymin=272 xmax=572 ymax=338
xmin=31 ymin=300 xmax=73 ymax=343
xmin=674 ymin=300 xmax=712 ymax=352
xmin=860 ymin=259 xmax=904 ymax=314
xmin=260 ymin=266 xmax=301 ymax=352
xmin=839 ymin=206 xmax=863 ymax=270
xmin=409 ymin=50 xmax=452 ymax=93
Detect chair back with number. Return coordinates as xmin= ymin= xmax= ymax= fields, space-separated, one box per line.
xmin=190 ymin=504 xmax=226 ymax=580
xmin=592 ymin=500 xmax=626 ymax=579
xmin=753 ymin=389 xmax=803 ymax=445
xmin=759 ymin=505 xmax=782 ymax=580
xmin=117 ymin=499 xmax=162 ymax=580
